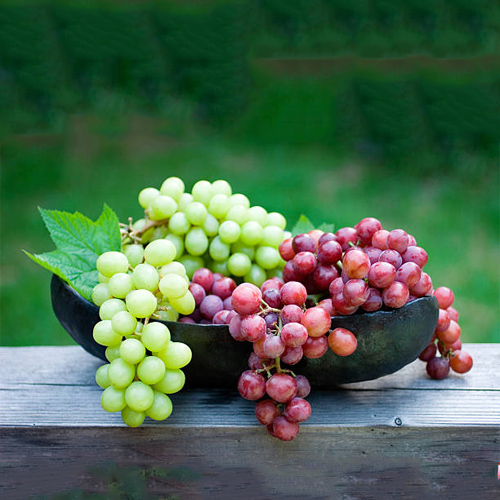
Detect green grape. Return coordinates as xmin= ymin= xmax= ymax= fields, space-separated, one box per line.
xmin=138 ymin=187 xmax=160 ymax=209
xmin=99 ymin=298 xmax=127 ymax=320
xmin=185 ymin=227 xmax=209 ymax=256
xmin=240 ymin=221 xmax=263 ymax=246
xmin=154 ymin=368 xmax=185 ymax=394
xmin=135 ymin=322 xmax=144 ymax=334
xmin=96 ymin=251 xmax=129 ymax=278
xmin=185 ymin=201 xmax=208 ymax=225
xmin=261 ymin=225 xmax=285 ymax=248
xmin=230 ymin=241 xmax=255 ymax=260
xmin=267 ymin=211 xmax=287 ymax=230
xmin=92 ymin=283 xmax=112 ymax=307
xmin=125 ymin=381 xmax=155 ymax=412
xmin=146 ymin=392 xmax=173 ymax=421
xmin=108 ymin=273 xmax=134 ymax=299
xmin=168 ymin=212 xmax=191 ymax=235
xmin=225 ymin=205 xmax=248 ymax=225
xmin=121 ymin=407 xmax=145 ymax=427
xmin=151 ymin=225 xmax=168 ymax=240
xmin=255 ymin=246 xmax=281 ymax=270
xmin=111 ymin=310 xmax=138 ymax=336
xmin=140 ymin=226 xmax=155 ymax=244
xmin=178 ymin=255 xmax=204 ymax=279
xmin=267 ymin=268 xmax=283 ymax=280
xmin=122 ymin=244 xmax=144 ymax=268
xmin=120 ymin=338 xmax=146 ymax=365
xmin=159 ymin=273 xmax=189 ymax=299
xmin=93 ymin=320 xmax=123 ymax=347
xmin=141 ymin=322 xmax=170 ymax=352
xmin=105 ymin=345 xmax=121 ymax=362
xmin=108 ymin=358 xmax=136 ymax=389
xmin=178 ymin=192 xmax=194 ymax=211
xmin=208 ymin=193 xmax=230 ymax=219
xmin=209 ymin=235 xmax=230 ymax=261
xmin=137 ymin=356 xmax=166 ymax=385
xmin=101 ymin=386 xmax=127 ymax=412
xmin=159 ymin=261 xmax=187 ymax=278
xmin=229 ymin=193 xmax=250 ymax=208
xmin=164 ymin=233 xmax=184 ymax=258
xmin=211 ymin=179 xmax=232 ymax=196
xmin=160 ymin=176 xmax=185 ymax=201
xmin=218 ymin=220 xmax=241 ymax=244
xmin=148 ymin=195 xmax=178 ymax=220
xmin=97 ymin=272 xmax=110 ymax=284
xmin=227 ymin=252 xmax=252 ymax=277
xmin=156 ymin=307 xmax=179 ymax=322
xmin=95 ymin=364 xmax=111 ymax=389
xmin=283 ymin=230 xmax=292 ymax=240
xmin=202 ymin=213 xmax=219 ymax=236
xmin=144 ymin=239 xmax=177 ymax=266
xmin=210 ymin=259 xmax=229 ymax=276
xmin=191 ymin=180 xmax=213 ymax=206
xmin=132 ymin=218 xmax=148 ymax=232
xmin=168 ymin=291 xmax=196 ymax=316
xmin=244 ymin=264 xmax=267 ymax=288
xmin=125 ymin=290 xmax=158 ymax=318
xmin=247 ymin=206 xmax=268 ymax=226
xmin=132 ymin=263 xmax=160 ymax=292
xmin=157 ymin=341 xmax=192 ymax=369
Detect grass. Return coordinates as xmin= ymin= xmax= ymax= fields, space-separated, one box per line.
xmin=1 ymin=136 xmax=499 ymax=346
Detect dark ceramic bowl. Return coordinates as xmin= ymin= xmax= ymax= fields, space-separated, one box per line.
xmin=51 ymin=274 xmax=439 ymax=387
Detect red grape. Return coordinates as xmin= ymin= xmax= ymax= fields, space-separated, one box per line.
xmin=426 ymin=357 xmax=450 ymax=379
xmin=272 ymin=416 xmax=300 ymax=441
xmin=355 ymin=217 xmax=382 ymax=246
xmin=232 ymin=283 xmax=262 ymax=315
xmin=382 ymin=281 xmax=409 ymax=308
xmin=449 ymin=350 xmax=473 ymax=373
xmin=280 ymin=281 xmax=308 ymax=307
xmin=302 ymin=335 xmax=329 ymax=358
xmin=292 ymin=233 xmax=317 ymax=254
xmin=301 ymin=306 xmax=331 ymax=337
xmin=387 ymin=229 xmax=409 ymax=254
xmin=280 ymin=322 xmax=309 ymax=348
xmin=328 ymin=327 xmax=357 ymax=356
xmin=266 ymin=373 xmax=298 ymax=403
xmin=284 ymin=397 xmax=312 ymax=423
xmin=238 ymin=370 xmax=266 ymax=400
xmin=368 ymin=261 xmax=396 ymax=289
xmin=342 ymin=249 xmax=370 ymax=279
xmin=255 ymin=399 xmax=280 ymax=425
xmin=371 ymin=229 xmax=390 ymax=250
xmin=434 ymin=287 xmax=455 ymax=309
xmin=279 ymin=238 xmax=295 ymax=261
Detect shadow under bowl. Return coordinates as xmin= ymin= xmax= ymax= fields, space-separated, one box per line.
xmin=51 ymin=275 xmax=438 ymax=387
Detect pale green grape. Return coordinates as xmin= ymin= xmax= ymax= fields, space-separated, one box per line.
xmin=97 ymin=273 xmax=110 ymax=284
xmin=209 ymin=235 xmax=230 ymax=261
xmin=208 ymin=193 xmax=230 ymax=219
xmin=108 ymin=358 xmax=135 ymax=389
xmin=185 ymin=227 xmax=209 ymax=256
xmin=218 ymin=220 xmax=241 ymax=244
xmin=101 ymin=386 xmax=126 ymax=412
xmin=227 ymin=252 xmax=252 ymax=277
xmin=125 ymin=381 xmax=155 ymax=412
xmin=135 ymin=322 xmax=144 ymax=334
xmin=140 ymin=226 xmax=155 ymax=244
xmin=138 ymin=187 xmax=160 ymax=209
xmin=178 ymin=192 xmax=194 ymax=211
xmin=99 ymin=298 xmax=127 ymax=320
xmin=93 ymin=320 xmax=123 ymax=347
xmin=229 ymin=193 xmax=250 ymax=208
xmin=125 ymin=290 xmax=158 ymax=318
xmin=267 ymin=212 xmax=287 ymax=230
xmin=159 ymin=261 xmax=187 ymax=278
xmin=211 ymin=179 xmax=232 ymax=196
xmin=230 ymin=241 xmax=255 ymax=260
xmin=164 ymin=234 xmax=184 ymax=258
xmin=159 ymin=273 xmax=189 ymax=299
xmin=244 ymin=264 xmax=267 ymax=288
xmin=141 ymin=322 xmax=170 ymax=352
xmin=137 ymin=356 xmax=166 ymax=385
xmin=121 ymin=407 xmax=145 ymax=427
xmin=120 ymin=338 xmax=146 ymax=365
xmin=132 ymin=263 xmax=159 ymax=292
xmin=225 ymin=205 xmax=248 ymax=225
xmin=156 ymin=307 xmax=179 ymax=322
xmin=157 ymin=341 xmax=192 ymax=369
xmin=132 ymin=218 xmax=148 ymax=232
xmin=191 ymin=180 xmax=213 ymax=206
xmin=210 ymin=259 xmax=229 ymax=276
xmin=111 ymin=310 xmax=138 ymax=336
xmin=255 ymin=246 xmax=281 ymax=269
xmin=202 ymin=213 xmax=219 ymax=236
xmin=122 ymin=244 xmax=144 ymax=268
xmin=168 ymin=292 xmax=195 ymax=316
xmin=246 ymin=206 xmax=268 ymax=226
xmin=148 ymin=195 xmax=178 ymax=220
xmin=240 ymin=221 xmax=263 ymax=246
xmin=92 ymin=283 xmax=112 ymax=307
xmin=95 ymin=364 xmax=111 ymax=389
xmin=96 ymin=251 xmax=129 ymax=278
xmin=105 ymin=345 xmax=121 ymax=362
xmin=108 ymin=273 xmax=134 ymax=299
xmin=146 ymin=392 xmax=173 ymax=421
xmin=178 ymin=255 xmax=204 ymax=279
xmin=168 ymin=212 xmax=191 ymax=235
xmin=261 ymin=225 xmax=285 ymax=248
xmin=160 ymin=176 xmax=185 ymax=201
xmin=154 ymin=368 xmax=185 ymax=394
xmin=185 ymin=201 xmax=208 ymax=225
xmin=151 ymin=225 xmax=168 ymax=240
xmin=144 ymin=239 xmax=177 ymax=266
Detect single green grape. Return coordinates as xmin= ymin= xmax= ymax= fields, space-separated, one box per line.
xmin=108 ymin=273 xmax=134 ymax=299
xmin=240 ymin=221 xmax=263 ymax=246
xmin=208 ymin=193 xmax=230 ymax=219
xmin=218 ymin=220 xmax=241 ymax=244
xmin=211 ymin=179 xmax=232 ymax=196
xmin=225 ymin=205 xmax=248 ymax=225
xmin=178 ymin=255 xmax=204 ymax=279
xmin=125 ymin=290 xmax=158 ymax=318
xmin=267 ymin=212 xmax=287 ymax=230
xmin=210 ymin=259 xmax=229 ymax=276
xmin=185 ymin=201 xmax=208 ymax=225
xmin=164 ymin=234 xmax=184 ymax=258
xmin=185 ymin=227 xmax=209 ymax=256
xmin=255 ymin=246 xmax=281 ymax=270
xmin=156 ymin=341 xmax=192 ymax=369
xmin=93 ymin=320 xmax=123 ymax=347
xmin=132 ymin=263 xmax=160 ymax=292
xmin=108 ymin=358 xmax=136 ymax=389
xmin=160 ymin=176 xmax=185 ymax=201
xmin=209 ymin=236 xmax=230 ymax=261
xmin=230 ymin=241 xmax=255 ymax=260
xmin=125 ymin=381 xmax=155 ymax=412
xmin=96 ymin=251 xmax=129 ymax=278
xmin=141 ymin=322 xmax=170 ymax=352
xmin=111 ymin=310 xmax=138 ymax=336
xmin=227 ymin=252 xmax=252 ymax=277
xmin=121 ymin=407 xmax=146 ymax=427
xmin=154 ymin=368 xmax=185 ymax=394
xmin=151 ymin=225 xmax=168 ymax=240
xmin=99 ymin=298 xmax=127 ymax=321
xmin=246 ymin=206 xmax=268 ymax=226
xmin=244 ymin=264 xmax=267 ymax=288
xmin=229 ymin=193 xmax=250 ymax=208
xmin=137 ymin=356 xmax=166 ymax=385
xmin=92 ymin=283 xmax=112 ymax=307
xmin=105 ymin=345 xmax=121 ymax=362
xmin=159 ymin=261 xmax=187 ymax=278
xmin=202 ymin=213 xmax=219 ymax=236
xmin=146 ymin=392 xmax=173 ymax=421
xmin=159 ymin=273 xmax=189 ymax=299
xmin=101 ymin=386 xmax=126 ymax=412
xmin=97 ymin=272 xmax=110 ymax=284
xmin=148 ymin=195 xmax=178 ymax=220
xmin=144 ymin=239 xmax=177 ymax=266
xmin=168 ymin=212 xmax=191 ymax=235
xmin=120 ymin=338 xmax=146 ymax=365
xmin=261 ymin=225 xmax=285 ymax=248
xmin=191 ymin=180 xmax=213 ymax=206
xmin=95 ymin=364 xmax=111 ymax=389
xmin=138 ymin=187 xmax=160 ymax=210
xmin=168 ymin=291 xmax=196 ymax=316
xmin=122 ymin=244 xmax=144 ymax=268
xmin=178 ymin=192 xmax=194 ymax=211
xmin=156 ymin=306 xmax=180 ymax=322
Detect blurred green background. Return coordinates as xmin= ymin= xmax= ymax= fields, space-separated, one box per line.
xmin=1 ymin=0 xmax=499 ymax=346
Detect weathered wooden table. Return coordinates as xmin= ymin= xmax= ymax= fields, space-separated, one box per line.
xmin=1 ymin=344 xmax=499 ymax=499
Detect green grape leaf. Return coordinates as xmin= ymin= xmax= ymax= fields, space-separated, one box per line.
xmin=24 ymin=204 xmax=121 ymax=301
xmin=291 ymin=214 xmax=315 ymax=236
xmin=317 ymin=222 xmax=335 ymax=233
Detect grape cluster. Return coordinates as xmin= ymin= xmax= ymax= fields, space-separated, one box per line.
xmin=418 ymin=286 xmax=473 ymax=378
xmin=121 ymin=177 xmax=287 ymax=286
xmin=91 ymin=241 xmax=195 ymax=427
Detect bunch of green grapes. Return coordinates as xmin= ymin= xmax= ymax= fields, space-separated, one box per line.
xmin=122 ymin=177 xmax=289 ymax=287
xmin=91 ymin=240 xmax=194 ymax=427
